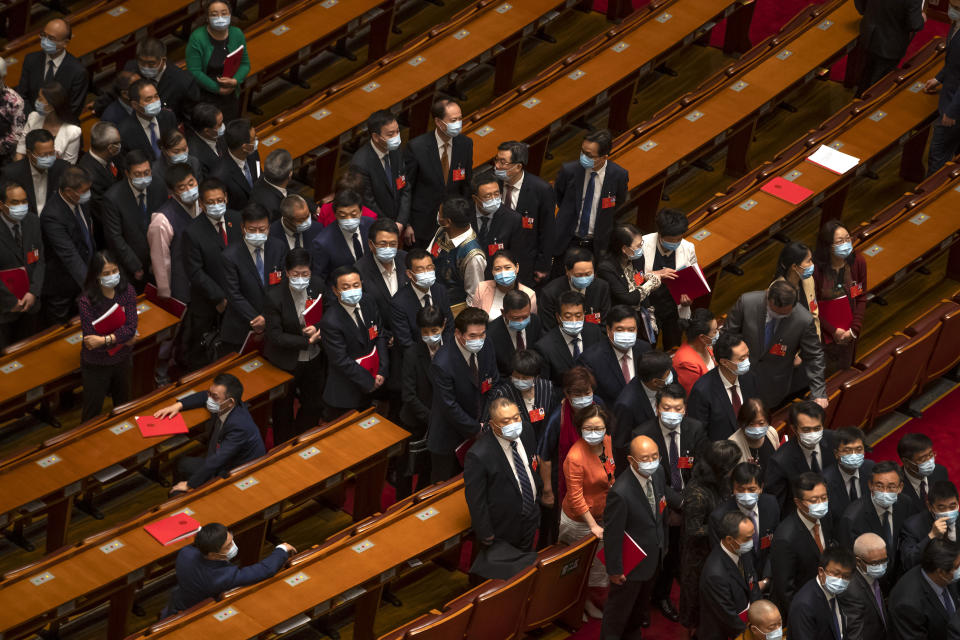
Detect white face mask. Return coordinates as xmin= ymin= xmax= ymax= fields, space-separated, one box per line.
xmin=798 ymin=430 xmax=823 ymax=449
xmin=499 ymin=421 xmax=522 ymax=441
xmin=223 ymin=540 xmax=238 ymax=560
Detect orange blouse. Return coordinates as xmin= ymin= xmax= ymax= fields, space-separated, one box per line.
xmin=562 ymin=435 xmax=615 ymax=521
xmin=673 ymin=343 xmax=714 ymax=395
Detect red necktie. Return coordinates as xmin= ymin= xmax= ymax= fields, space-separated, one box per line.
xmin=218 ymin=222 xmax=228 ymax=246
xmin=731 ymin=383 xmax=742 ymax=415
xmin=109 ymin=162 xmax=117 ymax=177
xmin=620 ymin=354 xmax=631 ymax=383
xmin=516 ymin=330 xmax=525 ymax=351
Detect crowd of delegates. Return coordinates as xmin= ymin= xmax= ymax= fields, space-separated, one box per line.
xmin=4 ymin=7 xmax=960 ymax=638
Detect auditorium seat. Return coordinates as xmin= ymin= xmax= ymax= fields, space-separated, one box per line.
xmin=859 ymin=328 xmax=939 ymax=423
xmin=907 ymin=300 xmax=960 ymax=387
xmin=823 ymin=357 xmax=892 ymax=431
xmin=521 ymin=534 xmax=599 ymax=632
xmin=376 ymin=603 xmax=474 ymax=640
xmin=442 ymin=565 xmax=537 ymax=640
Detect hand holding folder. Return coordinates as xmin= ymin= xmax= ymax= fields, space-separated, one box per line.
xmin=302 ymin=297 xmax=323 ymax=326
xmin=664 ymin=265 xmax=711 ymax=305
xmin=221 ymin=45 xmax=245 ymax=78
xmin=92 ymin=303 xmax=127 ymax=355
xmin=135 ymin=414 xmax=189 ymax=438
xmin=598 ymin=532 xmax=647 ymax=576
xmin=0 ymin=267 xmax=28 ymax=299
xmin=356 ymin=347 xmax=380 ymax=378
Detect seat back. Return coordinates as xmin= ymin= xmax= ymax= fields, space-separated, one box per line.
xmin=872 ymin=330 xmax=939 ymax=418
xmin=829 ymin=358 xmax=892 ymax=431
xmin=460 ymin=566 xmax=537 ymax=640
xmin=522 ymin=535 xmax=600 ymax=632
xmin=377 ymin=603 xmax=474 ymax=640
xmin=914 ymin=302 xmax=960 ymax=385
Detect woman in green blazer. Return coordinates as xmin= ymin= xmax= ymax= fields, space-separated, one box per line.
xmin=185 ymin=0 xmax=250 ymax=120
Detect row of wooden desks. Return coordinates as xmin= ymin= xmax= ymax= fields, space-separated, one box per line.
xmin=0 ymin=407 xmax=409 ymax=640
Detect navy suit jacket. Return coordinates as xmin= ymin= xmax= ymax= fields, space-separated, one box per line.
xmin=899 ymin=510 xmax=946 ymax=573
xmin=788 ymin=577 xmax=849 ymax=640
xmin=538 ymin=274 xmax=611 ymax=332
xmin=629 ymin=415 xmax=707 ymax=486
xmin=320 ymin=296 xmax=389 ymax=410
xmin=900 ymin=464 xmax=949 ymax=514
xmin=550 ymin=159 xmax=629 ymax=260
xmin=181 ymin=392 xmax=266 ymax=488
xmin=221 ymin=237 xmax=288 ymax=345
xmin=888 ymin=565 xmax=959 ymax=640
xmin=355 ymin=249 xmax=409 ymax=332
xmin=404 ymin=130 xmax=473 ymax=245
xmin=17 ymin=50 xmax=88 ymax=116
xmin=268 ymin=217 xmax=322 ymax=251
xmin=168 ymin=545 xmax=288 ymax=612
xmin=937 ymin=25 xmax=960 ymax=119
xmin=709 ymin=494 xmax=780 ymax=577
xmin=39 ymin=192 xmax=95 ymax=296
xmin=182 ymin=210 xmax=243 ymax=315
xmin=2 ymin=157 xmax=67 ymax=216
xmin=118 ymin=110 xmax=179 ymax=161
xmin=350 ymin=140 xmax=411 ymax=224
xmin=532 ymin=323 xmax=605 ymax=387
xmin=389 ymin=281 xmax=455 ymax=348
xmin=837 ymin=494 xmax=912 ymax=576
xmin=486 ymin=312 xmax=544 ymax=378
xmin=185 ymin=128 xmax=223 ymax=178
xmin=427 ymin=339 xmax=499 ymax=455
xmin=212 ymin=151 xmax=261 ymax=211
xmin=0 ymin=211 xmax=44 ymax=322
xmin=764 ymin=430 xmax=838 ymax=512
xmin=770 ymin=510 xmax=836 ymax=622
xmin=823 ymin=459 xmax=876 ymax=517
xmin=471 ymin=204 xmax=522 ymax=280
xmin=263 ymin=281 xmax=323 ymax=372
xmin=101 ymin=177 xmax=170 ymax=276
xmin=686 ymin=367 xmax=760 ymax=442
xmin=579 ymin=337 xmax=652 ymax=407
xmin=699 ymin=545 xmax=761 ymax=640
xmin=309 ymin=216 xmax=374 ymax=286
xmin=510 ymin=171 xmax=555 ymax=279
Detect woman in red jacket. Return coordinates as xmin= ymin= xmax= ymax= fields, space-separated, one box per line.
xmin=672 ymin=307 xmax=717 ymax=395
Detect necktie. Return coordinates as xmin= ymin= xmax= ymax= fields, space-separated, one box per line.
xmin=243 ymin=160 xmax=253 ymax=187
xmin=830 ymin=597 xmax=843 ymax=639
xmin=75 ymin=205 xmax=91 ymax=255
xmin=479 ymin=215 xmax=490 ymax=242
xmin=515 ymin=330 xmax=524 ymax=351
xmin=353 ymin=307 xmax=363 ymax=328
xmin=255 ymin=247 xmax=264 ymax=284
xmin=764 ymin=316 xmax=779 ymax=349
xmin=109 ymin=162 xmax=118 ymax=177
xmin=208 ymin=417 xmax=225 ymax=455
xmin=943 ymin=589 xmax=956 ymax=615
xmin=44 ymin=59 xmax=55 ymax=83
xmin=469 ymin=352 xmax=479 ymax=387
xmin=950 ymin=523 xmax=957 ymax=542
xmin=849 ymin=476 xmax=859 ymax=502
xmin=441 ymin=143 xmax=450 ymax=184
xmin=620 ymin=353 xmax=631 ymax=383
xmin=510 ymin=441 xmax=535 ymax=515
xmin=294 ymin=232 xmax=302 ymax=249
xmin=872 ymin=578 xmax=885 ymax=622
xmin=423 ymin=293 xmax=431 ymax=308
xmin=138 ymin=192 xmax=147 ymax=217
xmin=644 ymin=477 xmax=656 ymax=514
xmin=669 ymin=432 xmax=682 ymax=491
xmin=149 ymin=122 xmax=160 ymax=158
xmin=920 ymin=477 xmax=928 ymax=504
xmin=504 ymin=183 xmax=513 ymax=209
xmin=810 ymin=450 xmax=820 ymax=473
xmin=352 ymin=232 xmax=363 ymax=259
xmin=12 ymin=222 xmax=21 ymax=249
xmin=730 ymin=382 xmax=742 ymax=415
xmin=813 ymin=521 xmax=824 ymax=553
xmin=383 ymin=153 xmax=392 ymax=187
xmin=577 ymin=171 xmax=597 ymax=238
xmin=572 ymin=336 xmax=581 ymax=358
xmin=750 ymin=511 xmax=759 ymax=551
xmin=218 ymin=222 xmax=228 ymax=246
xmin=883 ymin=510 xmax=893 ymax=548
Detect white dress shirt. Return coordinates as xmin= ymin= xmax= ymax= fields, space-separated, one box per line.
xmin=839 ymin=467 xmax=861 ymax=501
xmin=30 ymin=163 xmax=48 ymax=213
xmin=495 ymin=431 xmax=537 ymax=496
xmin=801 ymin=442 xmax=824 ymax=470
xmin=375 ymin=257 xmax=399 ymax=296
xmin=341 ymin=225 xmax=363 ymax=260
xmin=505 ymin=171 xmax=524 ymax=210
xmin=800 ymin=511 xmax=825 ymax=549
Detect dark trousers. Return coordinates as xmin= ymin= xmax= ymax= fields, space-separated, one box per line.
xmin=180 ymin=304 xmax=220 ymax=371
xmin=859 ymin=54 xmax=899 ymax=95
xmin=651 ymin=291 xmax=681 ymax=350
xmin=430 ymin=451 xmax=460 ymax=483
xmin=601 ymin=574 xmax=657 ymax=640
xmin=175 ymin=454 xmax=206 ymax=487
xmin=272 ymin=355 xmax=326 ymax=444
xmin=41 ymin=293 xmax=77 ymax=329
xmin=81 ymin=358 xmax=132 ymax=421
xmin=538 ymin=502 xmax=559 ymax=549
xmin=928 ymin=120 xmax=960 ymax=176
xmin=653 ymin=523 xmax=681 ymax=601
xmin=0 ymin=312 xmax=39 ymax=351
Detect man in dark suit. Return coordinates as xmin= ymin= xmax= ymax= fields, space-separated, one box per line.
xmin=221 ymin=203 xmax=288 ymax=353
xmin=39 ymin=165 xmax=95 ymax=326
xmin=764 ymin=400 xmax=837 ymax=511
xmin=495 ymin=140 xmax=555 ymax=285
xmin=632 ymin=382 xmax=706 ymax=621
xmin=699 ymin=511 xmax=764 ymax=640
xmin=119 ymin=79 xmax=179 ymax=162
xmin=212 ymin=119 xmax=260 ymax=211
xmin=0 ymin=182 xmax=44 ymax=349
xmin=250 ymin=149 xmax=294 ymax=221
xmin=185 ymin=103 xmax=224 ymax=179
xmin=724 ymin=280 xmax=827 ymax=409
xmin=900 ymin=480 xmax=959 ymax=572
xmin=426 ymin=306 xmax=499 ymax=483
xmin=16 ymin=18 xmax=88 ymax=117
xmin=166 ymin=522 xmax=294 ymax=614
xmin=403 ymin=98 xmax=472 ymax=247
xmin=181 ymin=178 xmax=243 ymax=368
xmin=128 ymin=37 xmax=198 ymax=120
xmin=888 ymin=538 xmax=960 ymax=640
xmin=582 ymin=305 xmax=653 ymax=407
xmin=270 ymin=194 xmax=321 ymax=252
xmin=824 ymin=426 xmax=876 ymax=518
xmin=538 ymin=247 xmax=611 ymax=332
xmin=487 ymin=289 xmax=543 ymax=377
xmin=710 ymin=463 xmax=780 ymax=578
xmin=263 ymin=248 xmax=325 ymax=444
xmin=464 ymin=397 xmax=542 ymax=579
xmin=601 ymin=434 xmax=681 ymax=639
xmin=533 ymin=290 xmax=605 ymax=386
xmin=549 ymin=129 xmax=628 ymax=265
xmin=391 ymin=248 xmax=454 ymax=348
xmin=745 ymin=600 xmax=783 ymax=640
xmin=787 ymin=547 xmax=857 ymax=640
xmin=2 ymin=129 xmax=67 ymax=216
xmin=926 ymin=8 xmax=960 ymax=173
xmin=309 ymin=190 xmax=373 ymax=286
xmin=898 ymin=431 xmax=950 ymax=514
xmin=470 ymin=170 xmax=521 ymax=278
xmin=79 ymin=122 xmax=123 ymax=243
xmin=351 ymin=109 xmax=410 ymax=230
xmin=102 ymin=149 xmax=169 ymax=290
xmin=687 ymin=331 xmax=759 ymax=442
xmin=855 ymin=0 xmax=924 ymax=92
xmin=99 ymin=70 xmax=138 ymax=126
xmin=320 ymin=265 xmax=389 ymax=416
xmin=770 ymin=472 xmax=835 ymax=623
xmin=430 ymin=196 xmax=486 ymax=305
xmin=837 ymin=461 xmax=912 ymax=577
xmin=154 ymin=373 xmax=266 ymax=492
xmin=843 ymin=532 xmax=891 ymax=640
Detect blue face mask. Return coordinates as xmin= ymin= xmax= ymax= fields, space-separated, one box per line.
xmin=579 ymin=153 xmax=595 ymax=170
xmin=35 ymin=100 xmax=48 ymax=116
xmin=170 ymin=152 xmax=190 ymax=164
xmin=415 ymin=270 xmax=436 ymax=289
xmin=872 ymin=491 xmax=898 ymax=509
xmin=289 ymin=277 xmax=309 ymax=291
xmin=635 ymin=459 xmax=659 ymax=477
xmin=917 ymin=458 xmax=937 ymax=476
xmin=732 ymin=359 xmax=750 ymax=376
xmin=937 ymin=509 xmax=960 ymax=525
xmin=806 ymin=500 xmax=829 ymax=520
xmin=612 ymin=331 xmax=636 ymax=350
xmin=479 ymin=197 xmax=500 ymax=214
xmin=6 ymin=203 xmax=28 ymax=221
xmin=245 ymin=232 xmax=267 ymax=248
xmin=762 ymin=627 xmax=783 ymax=640
xmin=561 ymin=320 xmax=583 ymax=336
xmin=385 ymin=134 xmax=401 ymax=151
xmin=100 ymin=273 xmax=121 ymax=289
xmin=950 ymin=5 xmax=960 ymax=23
xmin=660 ymin=411 xmax=683 ymax=429
xmin=138 ymin=64 xmax=160 ymax=79
xmin=840 ymin=453 xmax=864 ymax=469
xmin=512 ymin=377 xmax=534 ymax=391
xmin=661 ymin=239 xmax=680 ymax=252
xmin=422 ymin=333 xmax=442 ymax=345
xmin=34 ymin=154 xmax=56 ymax=170
xmin=375 ymin=247 xmax=397 ymax=263
xmin=744 ymin=426 xmax=768 ymax=440
xmin=40 ymin=37 xmax=58 ymax=55
xmin=77 ymin=190 xmax=91 ymax=204
xmin=735 ymin=492 xmax=759 ymax=509
xmin=664 ymin=371 xmax=674 ymax=386
xmin=833 ymin=241 xmax=853 ymax=259
xmin=800 ymin=264 xmax=814 ymax=279
xmin=217 ymin=123 xmax=226 ymax=137
xmin=205 ymin=202 xmax=226 ymax=219
xmin=180 ymin=186 xmax=199 ymax=204
xmin=464 ymin=338 xmax=484 ymax=353
xmin=735 ymin=538 xmax=754 ymax=555
xmin=143 ymin=100 xmax=162 ymax=117
xmin=443 ymin=119 xmax=462 ymax=137
xmin=493 ymin=270 xmax=517 ymax=287
xmin=823 ymin=575 xmax=849 ymax=595
xmin=571 ymin=274 xmax=594 ymax=290
xmin=340 ymin=287 xmax=362 ymax=306
xmin=338 ymin=217 xmax=361 ymax=233
xmin=954 ymin=564 xmax=960 ymax=583
xmin=865 ymin=562 xmax=887 ymax=579
xmin=570 ymin=394 xmax=593 ymax=409
xmin=508 ymin=317 xmax=530 ymax=333
xmin=494 ymin=168 xmax=509 ymax=180
xmin=131 ymin=175 xmax=152 ymax=190
xmin=499 ymin=421 xmax=522 ymax=441
xmin=209 ymin=15 xmax=231 ymax=29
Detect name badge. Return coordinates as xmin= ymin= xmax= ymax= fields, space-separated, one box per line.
xmin=481 ymin=378 xmax=492 ymax=394
xmin=268 ymin=270 xmax=282 ymax=285
xmin=27 ymin=248 xmax=39 ymax=264
xmin=522 ymin=216 xmax=534 ymax=229
xmin=529 ymin=407 xmax=545 ymax=422
xmin=809 ymin=299 xmax=818 ymax=313
xmin=760 ymin=534 xmax=772 ymax=550
xmin=850 ymin=282 xmax=863 ymax=298
xmin=452 ymin=168 xmax=466 ymax=181
xmin=602 ymin=196 xmax=616 ymax=209
xmin=487 ymin=242 xmax=504 ymax=256
xmin=677 ymin=456 xmax=694 ymax=469
xmin=585 ymin=312 xmax=601 ymax=324
xmin=395 ymin=175 xmax=406 ymax=190
xmin=430 ymin=243 xmax=440 ymax=257
xmin=633 ymin=273 xmax=645 ymax=286
xmin=368 ymin=325 xmax=378 ymax=340
xmin=658 ymin=496 xmax=666 ymax=514
xmin=769 ymin=342 xmax=787 ymax=357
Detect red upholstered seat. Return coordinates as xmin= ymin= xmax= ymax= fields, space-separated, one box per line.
xmin=522 ymin=535 xmax=600 ymax=632
xmin=863 ymin=329 xmax=939 ymax=422
xmin=826 ymin=360 xmax=892 ymax=431
xmin=905 ymin=300 xmax=960 ymax=386
xmin=443 ymin=565 xmax=538 ymax=640
xmin=376 ymin=603 xmax=473 ymax=640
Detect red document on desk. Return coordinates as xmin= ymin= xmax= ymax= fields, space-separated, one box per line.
xmin=664 ymin=265 xmax=711 ymax=304
xmin=760 ymin=177 xmax=814 ymax=205
xmin=819 ymin=296 xmax=853 ymax=344
xmin=302 ymin=297 xmax=323 ymax=325
xmin=222 ymin=45 xmax=245 ymax=78
xmin=135 ymin=414 xmax=189 ymax=438
xmin=93 ymin=303 xmax=126 ymax=355
xmin=144 ymin=513 xmax=202 ymax=546
xmin=356 ymin=347 xmax=379 ymax=378
xmin=0 ymin=266 xmax=28 ymax=299
xmin=145 ymin=283 xmax=187 ymax=318
xmin=598 ymin=532 xmax=647 ymax=575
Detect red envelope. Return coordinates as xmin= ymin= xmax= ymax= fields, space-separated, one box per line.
xmin=135 ymin=414 xmax=189 ymax=438
xmin=601 ymin=196 xmax=616 ymax=209
xmin=598 ymin=532 xmax=647 ymax=575
xmin=522 ymin=216 xmax=534 ymax=229
xmin=452 ymin=168 xmax=465 ymax=181
xmin=760 ymin=177 xmax=814 ymax=205
xmin=144 ymin=513 xmax=202 ymax=546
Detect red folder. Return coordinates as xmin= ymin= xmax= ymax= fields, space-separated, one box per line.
xmin=145 ymin=283 xmax=187 ymax=318
xmin=302 ymin=297 xmax=323 ymax=326
xmin=135 ymin=414 xmax=189 ymax=437
xmin=738 ymin=604 xmax=750 ymax=623
xmin=93 ymin=303 xmax=126 ymax=355
xmin=356 ymin=347 xmax=379 ymax=378
xmin=240 ymin=331 xmax=263 ymax=355
xmin=664 ymin=264 xmax=711 ymax=304
xmin=598 ymin=532 xmax=647 ymax=575
xmin=760 ymin=177 xmax=814 ymax=205
xmin=0 ymin=267 xmax=29 ymax=299
xmin=222 ymin=45 xmax=245 ymax=78
xmin=819 ymin=296 xmax=853 ymax=344
xmin=455 ymin=436 xmax=477 ymax=467
xmin=144 ymin=513 xmax=202 ymax=546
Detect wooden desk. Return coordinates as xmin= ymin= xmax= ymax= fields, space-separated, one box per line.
xmin=141 ymin=483 xmax=468 ymax=640
xmin=613 ymin=0 xmax=861 ymax=228
xmin=467 ymin=0 xmax=745 ymax=173
xmin=256 ymin=0 xmax=581 ymax=195
xmin=0 ymin=353 xmax=290 ymax=554
xmin=0 ymin=298 xmax=179 ymax=424
xmin=684 ymin=44 xmax=943 ymax=289
xmin=0 ymin=408 xmax=409 ymax=640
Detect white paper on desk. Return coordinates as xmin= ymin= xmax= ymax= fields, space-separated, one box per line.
xmin=807 ymin=144 xmax=860 ymax=175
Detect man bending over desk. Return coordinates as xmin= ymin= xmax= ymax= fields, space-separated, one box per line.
xmin=165 ymin=522 xmax=295 ymax=614
xmin=155 ymin=372 xmax=266 ymax=495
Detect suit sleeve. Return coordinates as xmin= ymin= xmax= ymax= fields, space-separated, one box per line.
xmin=390 ymin=299 xmax=414 ymax=348
xmin=701 ymin=575 xmax=747 ymax=636
xmin=602 ymin=487 xmax=627 ymax=576
xmin=308 ymin=236 xmax=331 ymax=288
xmin=685 ymin=381 xmax=711 ymax=427
xmin=463 ymin=449 xmax=495 ymax=542
xmin=225 ymin=547 xmax=289 ymax=590
xmin=67 ymin=64 xmax=89 ymax=118
xmin=223 ymin=254 xmax=258 ymax=322
xmin=102 ymin=198 xmax=143 ymax=274
xmin=401 ymin=347 xmax=431 ymax=426
xmin=770 ymin=533 xmax=799 ymax=613
xmin=898 ymin=521 xmax=931 ymax=571
xmin=905 ymin=0 xmax=924 ymax=32
xmin=725 ymin=296 xmax=745 ymax=335
xmin=184 ymin=230 xmax=227 ymax=304
xmin=430 ymin=359 xmax=481 ymax=440
xmin=890 ymin=598 xmax=930 ymax=640
xmin=763 ymin=457 xmax=789 ymax=512
xmin=28 ymin=224 xmax=45 ymax=295
xmin=786 ymin=602 xmax=820 ymax=640
xmin=187 ymin=422 xmax=255 ymax=488
xmin=264 ymin=293 xmax=309 ymax=353
xmin=321 ymin=317 xmax=378 ymax=394
xmin=799 ymin=317 xmax=827 ymax=398
xmin=41 ymin=208 xmax=88 ymax=288
xmin=615 ymin=169 xmax=628 ymax=215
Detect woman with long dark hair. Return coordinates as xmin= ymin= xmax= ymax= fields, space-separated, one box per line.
xmin=78 ymin=251 xmax=138 ymax=420
xmin=16 ymin=81 xmax=81 ymax=164
xmin=598 ymin=224 xmax=661 ymax=342
xmin=813 ymin=220 xmax=868 ymax=374
xmin=774 ymin=241 xmax=820 ymax=338
xmin=727 ymin=397 xmax=779 ymax=471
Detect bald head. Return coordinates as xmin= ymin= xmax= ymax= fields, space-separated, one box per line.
xmin=45 ymin=18 xmax=70 ymax=41
xmin=629 ymin=435 xmax=658 ymax=459
xmin=854 ymin=532 xmax=887 ymax=564
xmin=747 ymin=600 xmax=781 ymax=637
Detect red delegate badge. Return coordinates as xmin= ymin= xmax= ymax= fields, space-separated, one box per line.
xmin=602 ymin=196 xmax=616 ymax=209
xmin=850 ymin=282 xmax=863 ymax=298
xmin=677 ymin=456 xmax=694 ymax=469
xmin=268 ymin=270 xmax=282 ymax=285
xmin=585 ymin=312 xmax=601 ymax=324
xmin=395 ymin=175 xmax=406 ymax=190
xmin=487 ymin=242 xmax=504 ymax=256
xmin=760 ymin=534 xmax=772 ymax=550
xmin=522 ymin=216 xmax=534 ymax=229
xmin=481 ymin=378 xmax=492 ymax=393
xmin=769 ymin=343 xmax=787 ymax=357
xmin=809 ymin=299 xmax=818 ymax=313
xmin=633 ymin=273 xmax=645 ymax=286
xmin=430 ymin=243 xmax=439 ymax=257
xmin=529 ymin=407 xmax=545 ymax=422
xmin=452 ymin=168 xmax=465 ymax=181
xmin=368 ymin=325 xmax=378 ymax=340
xmin=27 ymin=248 xmax=39 ymax=264
xmin=658 ymin=496 xmax=666 ymax=515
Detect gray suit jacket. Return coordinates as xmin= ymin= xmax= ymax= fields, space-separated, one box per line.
xmin=724 ymin=290 xmax=826 ymax=407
